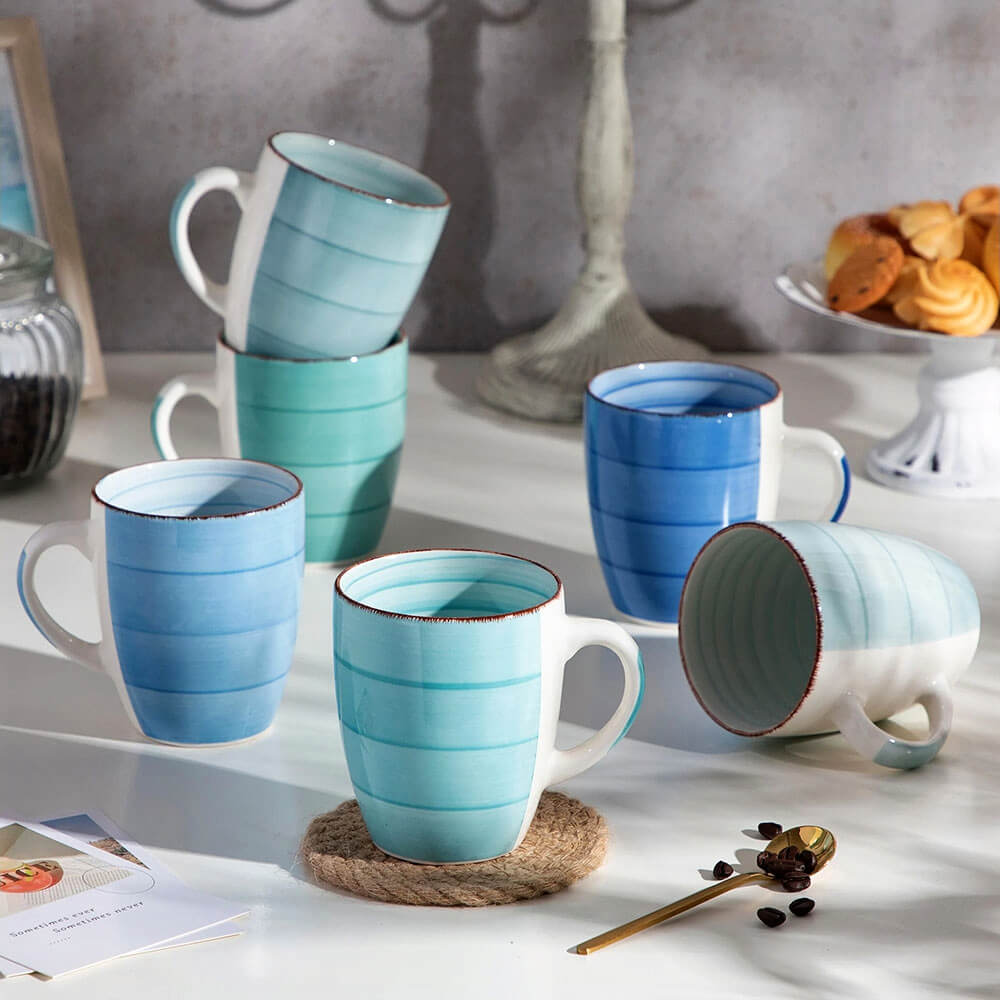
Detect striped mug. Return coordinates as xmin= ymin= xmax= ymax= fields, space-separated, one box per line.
xmin=586 ymin=361 xmax=850 ymax=624
xmin=334 ymin=549 xmax=645 ymax=863
xmin=170 ymin=131 xmax=449 ymax=359
xmin=680 ymin=521 xmax=980 ymax=769
xmin=152 ymin=335 xmax=406 ymax=564
xmin=17 ymin=459 xmax=305 ymax=745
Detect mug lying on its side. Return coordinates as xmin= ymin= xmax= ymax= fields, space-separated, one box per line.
xmin=679 ymin=521 xmax=980 ymax=769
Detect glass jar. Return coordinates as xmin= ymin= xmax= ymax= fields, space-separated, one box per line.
xmin=0 ymin=228 xmax=82 ymax=485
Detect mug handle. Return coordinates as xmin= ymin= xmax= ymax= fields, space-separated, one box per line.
xmin=17 ymin=520 xmax=108 ymax=674
xmin=170 ymin=167 xmax=255 ymax=316
xmin=546 ymin=616 xmax=645 ymax=786
xmin=830 ymin=678 xmax=952 ymax=770
xmin=783 ymin=425 xmax=851 ymax=522
xmin=151 ymin=373 xmax=219 ymax=460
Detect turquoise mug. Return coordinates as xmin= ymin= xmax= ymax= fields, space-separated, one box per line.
xmin=18 ymin=459 xmax=304 ymax=745
xmin=152 ymin=335 xmax=406 ymax=564
xmin=679 ymin=521 xmax=980 ymax=769
xmin=334 ymin=549 xmax=645 ymax=863
xmin=170 ymin=131 xmax=450 ymax=359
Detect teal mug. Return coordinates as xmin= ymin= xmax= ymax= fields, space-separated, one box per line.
xmin=152 ymin=335 xmax=406 ymax=564
xmin=170 ymin=131 xmax=449 ymax=359
xmin=334 ymin=549 xmax=645 ymax=863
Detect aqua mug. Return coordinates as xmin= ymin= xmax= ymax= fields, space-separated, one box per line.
xmin=334 ymin=549 xmax=645 ymax=863
xmin=17 ymin=459 xmax=305 ymax=745
xmin=152 ymin=335 xmax=406 ymax=564
xmin=679 ymin=521 xmax=980 ymax=769
xmin=585 ymin=361 xmax=850 ymax=624
xmin=170 ymin=131 xmax=449 ymax=359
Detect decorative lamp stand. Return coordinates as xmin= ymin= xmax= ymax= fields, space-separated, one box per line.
xmin=477 ymin=0 xmax=708 ymax=423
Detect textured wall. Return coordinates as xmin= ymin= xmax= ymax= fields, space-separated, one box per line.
xmin=11 ymin=0 xmax=1000 ymax=352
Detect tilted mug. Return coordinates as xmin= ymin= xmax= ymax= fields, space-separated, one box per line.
xmin=679 ymin=520 xmax=980 ymax=769
xmin=170 ymin=130 xmax=450 ymax=358
xmin=334 ymin=549 xmax=645 ymax=863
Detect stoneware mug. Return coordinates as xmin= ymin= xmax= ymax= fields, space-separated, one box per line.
xmin=17 ymin=459 xmax=305 ymax=745
xmin=679 ymin=521 xmax=980 ymax=769
xmin=334 ymin=549 xmax=645 ymax=863
xmin=170 ymin=131 xmax=449 ymax=359
xmin=152 ymin=334 xmax=406 ymax=564
xmin=585 ymin=361 xmax=850 ymax=624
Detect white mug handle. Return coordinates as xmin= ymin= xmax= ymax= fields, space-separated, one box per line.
xmin=151 ymin=373 xmax=219 ymax=460
xmin=170 ymin=167 xmax=255 ymax=316
xmin=830 ymin=677 xmax=953 ymax=769
xmin=546 ymin=615 xmax=644 ymax=786
xmin=783 ymin=425 xmax=851 ymax=522
xmin=18 ymin=520 xmax=109 ymax=674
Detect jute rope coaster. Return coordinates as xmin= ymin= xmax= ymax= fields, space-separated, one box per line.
xmin=301 ymin=791 xmax=608 ymax=907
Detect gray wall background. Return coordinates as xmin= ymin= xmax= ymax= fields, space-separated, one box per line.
xmin=12 ymin=0 xmax=1000 ymax=352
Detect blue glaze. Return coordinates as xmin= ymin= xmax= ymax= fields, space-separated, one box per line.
xmin=98 ymin=459 xmax=304 ymax=744
xmin=334 ymin=550 xmax=559 ymax=863
xmin=586 ymin=362 xmax=774 ymax=623
xmin=874 ymin=734 xmax=946 ymax=770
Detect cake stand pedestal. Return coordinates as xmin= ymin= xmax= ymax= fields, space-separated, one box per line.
xmin=866 ymin=335 xmax=1000 ymax=498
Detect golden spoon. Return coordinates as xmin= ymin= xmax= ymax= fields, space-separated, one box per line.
xmin=573 ymin=825 xmax=836 ymax=955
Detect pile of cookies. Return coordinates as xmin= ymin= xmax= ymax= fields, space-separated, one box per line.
xmin=824 ymin=185 xmax=1000 ymax=337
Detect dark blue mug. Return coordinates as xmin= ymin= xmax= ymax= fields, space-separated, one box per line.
xmin=585 ymin=361 xmax=850 ymax=624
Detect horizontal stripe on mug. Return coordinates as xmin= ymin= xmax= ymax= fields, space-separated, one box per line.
xmin=351 ymin=781 xmax=530 ymax=813
xmin=125 ymin=670 xmax=290 ymax=696
xmin=105 ymin=469 xmax=293 ymax=506
xmin=267 ymin=216 xmax=428 ymax=267
xmin=344 ymin=551 xmax=545 ymax=591
xmin=252 ymin=268 xmax=401 ymax=316
xmin=236 ymin=391 xmax=406 ymax=415
xmin=335 ymin=653 xmax=541 ymax=691
xmin=598 ymin=556 xmax=687 ymax=579
xmin=353 ymin=576 xmax=552 ymax=605
xmin=306 ymin=501 xmax=390 ymax=520
xmin=267 ymin=448 xmax=402 ymax=469
xmin=111 ymin=611 xmax=299 ymax=637
xmin=598 ymin=565 xmax=687 ymax=623
xmin=588 ymin=502 xmax=752 ymax=529
xmin=339 ymin=717 xmax=537 ymax=753
xmin=593 ymin=373 xmax=776 ymax=397
xmin=106 ymin=546 xmax=305 ymax=576
xmin=587 ymin=447 xmax=760 ymax=473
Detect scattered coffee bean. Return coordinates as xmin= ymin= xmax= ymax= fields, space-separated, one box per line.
xmin=781 ymin=873 xmax=812 ymax=893
xmin=756 ymin=906 xmax=786 ymax=928
xmin=757 ymin=822 xmax=783 ymax=839
xmin=789 ymin=897 xmax=815 ymax=917
xmin=797 ymin=849 xmax=816 ymax=874
xmin=712 ymin=860 xmax=733 ymax=879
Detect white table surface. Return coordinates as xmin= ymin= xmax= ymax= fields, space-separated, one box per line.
xmin=1 ymin=350 xmax=998 ymax=998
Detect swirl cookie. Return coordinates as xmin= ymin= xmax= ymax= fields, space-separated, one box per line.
xmin=892 ymin=259 xmax=999 ymax=337
xmin=827 ymin=237 xmax=903 ymax=312
xmin=984 ymin=217 xmax=999 ymax=293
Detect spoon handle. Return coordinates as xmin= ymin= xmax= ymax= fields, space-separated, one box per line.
xmin=574 ymin=871 xmax=771 ymax=954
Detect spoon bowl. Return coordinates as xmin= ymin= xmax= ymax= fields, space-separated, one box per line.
xmin=763 ymin=824 xmax=837 ymax=874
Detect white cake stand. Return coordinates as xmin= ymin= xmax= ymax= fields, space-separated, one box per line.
xmin=776 ymin=259 xmax=1000 ymax=499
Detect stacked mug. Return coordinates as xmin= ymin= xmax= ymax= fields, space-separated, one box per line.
xmin=155 ymin=130 xmax=450 ymax=564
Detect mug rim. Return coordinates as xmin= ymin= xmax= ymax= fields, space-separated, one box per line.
xmin=216 ymin=330 xmax=407 ymax=364
xmin=586 ymin=360 xmax=782 ymax=417
xmin=267 ymin=131 xmax=450 ymax=210
xmin=678 ymin=521 xmax=822 ymax=737
xmin=92 ymin=457 xmax=304 ymax=521
xmin=335 ymin=547 xmax=564 ymax=623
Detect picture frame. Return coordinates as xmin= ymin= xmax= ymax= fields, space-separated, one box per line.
xmin=0 ymin=16 xmax=105 ymax=399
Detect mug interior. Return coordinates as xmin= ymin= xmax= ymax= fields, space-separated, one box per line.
xmin=94 ymin=459 xmax=301 ymax=518
xmin=337 ymin=549 xmax=560 ymax=619
xmin=679 ymin=524 xmax=819 ymax=735
xmin=588 ymin=362 xmax=778 ymax=416
xmin=270 ymin=132 xmax=448 ymax=208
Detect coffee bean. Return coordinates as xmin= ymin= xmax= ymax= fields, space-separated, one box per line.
xmin=797 ymin=850 xmax=816 ymax=873
xmin=758 ymin=822 xmax=783 ymax=839
xmin=781 ymin=874 xmax=811 ymax=893
xmin=756 ymin=906 xmax=786 ymax=928
xmin=778 ymin=846 xmax=799 ymax=861
xmin=756 ymin=850 xmax=776 ymax=871
xmin=0 ymin=374 xmax=73 ymax=481
xmin=789 ymin=897 xmax=815 ymax=917
xmin=712 ymin=860 xmax=733 ymax=879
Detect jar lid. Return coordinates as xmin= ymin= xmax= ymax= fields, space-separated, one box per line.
xmin=0 ymin=227 xmax=53 ymax=294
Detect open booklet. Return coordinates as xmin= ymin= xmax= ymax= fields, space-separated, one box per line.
xmin=0 ymin=812 xmax=247 ymax=979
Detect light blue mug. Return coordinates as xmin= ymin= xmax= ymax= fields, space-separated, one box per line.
xmin=17 ymin=459 xmax=305 ymax=745
xmin=334 ymin=549 xmax=645 ymax=863
xmin=152 ymin=334 xmax=406 ymax=564
xmin=680 ymin=521 xmax=980 ymax=769
xmin=171 ymin=131 xmax=449 ymax=359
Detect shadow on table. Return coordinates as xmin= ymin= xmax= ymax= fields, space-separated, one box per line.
xmin=0 ymin=458 xmax=115 ymax=524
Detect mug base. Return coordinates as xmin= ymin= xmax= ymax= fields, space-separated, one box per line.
xmin=369 ymin=839 xmax=517 ymax=866
xmin=141 ymin=723 xmax=275 ymax=749
xmin=620 ymin=613 xmax=679 ymax=634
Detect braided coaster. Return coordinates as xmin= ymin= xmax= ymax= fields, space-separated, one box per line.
xmin=301 ymin=791 xmax=607 ymax=906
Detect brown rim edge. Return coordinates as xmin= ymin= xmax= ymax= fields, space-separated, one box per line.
xmin=93 ymin=458 xmax=304 ymax=522
xmin=335 ymin=548 xmax=564 ymax=623
xmin=267 ymin=131 xmax=450 ymax=209
xmin=677 ymin=522 xmax=822 ymax=737
xmin=586 ymin=360 xmax=782 ymax=418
